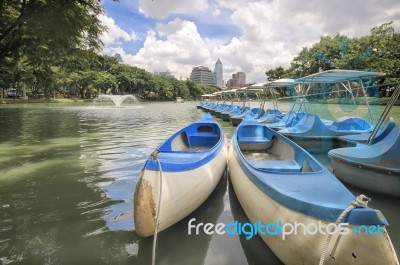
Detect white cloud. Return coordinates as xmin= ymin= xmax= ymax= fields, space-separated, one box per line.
xmin=99 ymin=15 xmax=138 ymax=47
xmin=137 ymin=0 xmax=208 ymax=19
xmin=211 ymin=0 xmax=400 ymax=82
xmin=118 ymin=18 xmax=212 ymax=80
xmin=102 ymin=0 xmax=400 ymax=84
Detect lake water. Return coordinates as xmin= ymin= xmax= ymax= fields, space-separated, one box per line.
xmin=0 ymin=101 xmax=398 ymax=264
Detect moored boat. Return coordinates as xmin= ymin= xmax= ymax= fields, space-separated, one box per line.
xmin=338 ymin=117 xmax=396 ymax=146
xmin=279 ymin=113 xmax=372 ymax=153
xmin=134 ymin=114 xmax=228 ymax=237
xmin=231 ymin=107 xmax=264 ymax=126
xmin=278 ymin=70 xmax=384 ymax=153
xmin=329 ymin=125 xmax=400 ymax=197
xmin=228 ymin=116 xmax=399 ymax=264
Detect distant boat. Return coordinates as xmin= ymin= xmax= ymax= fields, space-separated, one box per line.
xmin=228 ymin=116 xmax=398 ymax=264
xmin=175 ymin=97 xmax=184 ymax=103
xmin=231 ymin=107 xmax=264 ymax=126
xmin=134 ymin=114 xmax=227 ymax=237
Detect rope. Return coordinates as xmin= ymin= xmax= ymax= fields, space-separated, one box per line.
xmin=151 ymin=151 xmax=163 ymax=265
xmin=318 ymin=194 xmax=371 ymax=265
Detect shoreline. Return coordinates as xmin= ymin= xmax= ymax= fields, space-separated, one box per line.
xmin=1 ymin=97 xmax=399 ymax=105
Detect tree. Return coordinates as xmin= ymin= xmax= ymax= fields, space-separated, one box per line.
xmin=267 ymin=21 xmax=400 ymax=88
xmin=265 ymin=66 xmax=287 ymax=81
xmin=0 ymin=0 xmax=106 ymax=62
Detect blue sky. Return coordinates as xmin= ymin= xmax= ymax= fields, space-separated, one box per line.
xmin=100 ymin=0 xmax=400 ymax=83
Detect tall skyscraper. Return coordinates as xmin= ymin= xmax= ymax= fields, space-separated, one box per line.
xmin=190 ymin=66 xmax=214 ymax=85
xmin=214 ymin=59 xmax=223 ymax=88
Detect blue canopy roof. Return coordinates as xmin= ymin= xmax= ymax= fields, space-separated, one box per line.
xmin=294 ymin=69 xmax=385 ymax=84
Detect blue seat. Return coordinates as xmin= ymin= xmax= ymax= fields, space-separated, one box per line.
xmin=238 ymin=136 xmax=271 ymax=145
xmin=249 ymin=160 xmax=301 ymax=172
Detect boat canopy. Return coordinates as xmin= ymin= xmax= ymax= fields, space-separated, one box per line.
xmin=248 ymin=82 xmax=270 ymax=89
xmin=294 ymin=69 xmax=385 ymax=84
xmin=267 ymin=78 xmax=295 ymax=88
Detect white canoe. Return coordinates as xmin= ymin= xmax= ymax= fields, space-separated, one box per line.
xmin=134 ymin=114 xmax=228 ymax=237
xmin=228 ymin=117 xmax=399 ymax=264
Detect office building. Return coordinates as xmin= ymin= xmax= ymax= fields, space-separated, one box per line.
xmin=190 ymin=66 xmax=214 ymax=85
xmin=214 ymin=59 xmax=224 ymax=88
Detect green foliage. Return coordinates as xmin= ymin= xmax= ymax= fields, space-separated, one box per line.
xmin=265 ymin=66 xmax=287 ymax=80
xmin=267 ymin=21 xmax=400 ymax=85
xmin=0 ymin=0 xmax=226 ymax=100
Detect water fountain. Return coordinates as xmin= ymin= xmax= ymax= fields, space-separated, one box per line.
xmin=95 ymin=94 xmax=138 ymax=107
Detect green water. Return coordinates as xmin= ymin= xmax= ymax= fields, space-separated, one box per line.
xmin=0 ymin=102 xmax=398 ymax=264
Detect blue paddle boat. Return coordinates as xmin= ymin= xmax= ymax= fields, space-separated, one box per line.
xmin=279 ymin=113 xmax=372 ymax=153
xmin=329 ymin=125 xmax=400 ymax=197
xmin=277 ymin=70 xmax=385 ymax=153
xmin=231 ymin=107 xmax=264 ymax=126
xmin=329 ymin=86 xmax=400 ymax=197
xmin=339 ymin=117 xmax=396 ymax=146
xmin=134 ymin=114 xmax=227 ymax=237
xmin=228 ymin=116 xmax=398 ymax=264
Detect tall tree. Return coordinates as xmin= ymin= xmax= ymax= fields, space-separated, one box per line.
xmin=0 ymin=0 xmax=106 ymax=62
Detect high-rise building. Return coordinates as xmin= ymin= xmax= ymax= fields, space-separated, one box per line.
xmin=214 ymin=59 xmax=224 ymax=88
xmin=226 ymin=71 xmax=246 ymax=88
xmin=190 ymin=66 xmax=214 ymax=85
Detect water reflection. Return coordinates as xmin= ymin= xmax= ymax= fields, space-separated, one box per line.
xmin=228 ymin=180 xmax=283 ymax=265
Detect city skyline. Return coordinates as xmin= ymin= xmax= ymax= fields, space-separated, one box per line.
xmin=189 ymin=59 xmax=250 ymax=88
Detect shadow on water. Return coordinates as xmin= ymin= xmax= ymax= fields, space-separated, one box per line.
xmin=133 ymin=169 xmax=228 ymax=264
xmin=228 ymin=176 xmax=283 ymax=265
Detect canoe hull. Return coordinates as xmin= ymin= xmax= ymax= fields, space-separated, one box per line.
xmin=331 ymin=157 xmax=400 ymax=197
xmin=228 ymin=146 xmax=399 ymax=265
xmin=134 ymin=141 xmax=228 ymax=237
xmin=221 ymin=112 xmax=232 ymax=121
xmin=231 ymin=117 xmax=243 ymax=126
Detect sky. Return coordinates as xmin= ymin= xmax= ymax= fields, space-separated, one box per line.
xmin=100 ymin=0 xmax=400 ymax=84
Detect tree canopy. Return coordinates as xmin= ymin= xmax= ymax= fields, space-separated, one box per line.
xmin=0 ymin=0 xmax=219 ymax=100
xmin=266 ymin=21 xmax=400 ymax=85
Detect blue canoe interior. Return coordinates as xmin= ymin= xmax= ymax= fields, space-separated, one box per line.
xmin=145 ymin=113 xmax=224 ymax=172
xmin=232 ymin=117 xmax=387 ymax=225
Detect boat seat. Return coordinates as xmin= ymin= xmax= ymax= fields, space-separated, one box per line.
xmin=239 ymin=136 xmax=271 ymax=145
xmin=238 ymin=137 xmax=272 ymax=150
xmin=248 ymin=160 xmax=302 ymax=172
xmin=188 ymin=133 xmax=219 ymax=147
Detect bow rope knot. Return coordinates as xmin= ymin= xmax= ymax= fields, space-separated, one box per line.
xmin=351 ymin=194 xmax=371 ymax=208
xmin=319 ymin=194 xmax=371 ymax=265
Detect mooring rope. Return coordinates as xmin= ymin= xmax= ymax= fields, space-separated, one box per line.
xmin=318 ymin=194 xmax=371 ymax=265
xmin=151 ymin=150 xmax=162 ymax=265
